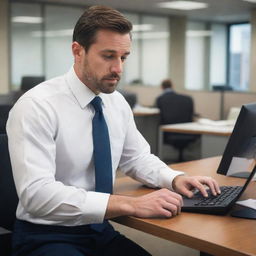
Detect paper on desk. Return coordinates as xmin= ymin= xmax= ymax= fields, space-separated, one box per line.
xmin=236 ymin=199 xmax=256 ymax=210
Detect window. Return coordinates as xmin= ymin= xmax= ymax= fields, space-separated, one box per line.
xmin=210 ymin=24 xmax=227 ymax=88
xmin=44 ymin=5 xmax=83 ymax=79
xmin=122 ymin=13 xmax=170 ymax=87
xmin=185 ymin=21 xmax=228 ymax=91
xmin=141 ymin=15 xmax=170 ymax=86
xmin=228 ymin=23 xmax=251 ymax=91
xmin=10 ymin=3 xmax=43 ymax=89
xmin=185 ymin=21 xmax=209 ymax=90
xmin=10 ymin=3 xmax=171 ymax=90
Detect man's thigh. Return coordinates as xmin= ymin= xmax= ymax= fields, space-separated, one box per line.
xmin=102 ymin=234 xmax=152 ymax=256
xmin=28 ymin=243 xmax=86 ymax=256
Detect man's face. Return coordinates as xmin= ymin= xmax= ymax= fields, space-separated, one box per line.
xmin=73 ymin=29 xmax=131 ymax=94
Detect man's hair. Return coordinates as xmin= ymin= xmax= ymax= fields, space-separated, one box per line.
xmin=73 ymin=5 xmax=133 ymax=52
xmin=161 ymin=79 xmax=173 ymax=89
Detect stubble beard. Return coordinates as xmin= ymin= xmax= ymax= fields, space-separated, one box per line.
xmin=83 ymin=70 xmax=120 ymax=94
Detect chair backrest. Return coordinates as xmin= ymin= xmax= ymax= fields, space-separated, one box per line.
xmin=21 ymin=76 xmax=45 ymax=92
xmin=0 ymin=105 xmax=13 ymax=134
xmin=156 ymin=92 xmax=194 ymax=125
xmin=0 ymin=134 xmax=18 ymax=231
xmin=118 ymin=90 xmax=137 ymax=109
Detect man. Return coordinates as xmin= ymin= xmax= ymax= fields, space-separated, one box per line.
xmin=7 ymin=6 xmax=220 ymax=256
xmin=156 ymin=79 xmax=199 ymax=162
xmin=156 ymin=79 xmax=195 ymax=125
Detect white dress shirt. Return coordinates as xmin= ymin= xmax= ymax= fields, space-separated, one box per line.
xmin=7 ymin=67 xmax=183 ymax=226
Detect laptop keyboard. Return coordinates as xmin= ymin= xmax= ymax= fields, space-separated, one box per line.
xmin=193 ymin=186 xmax=243 ymax=207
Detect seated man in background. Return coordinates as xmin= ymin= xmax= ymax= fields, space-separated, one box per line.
xmin=156 ymin=79 xmax=199 ymax=162
xmin=156 ymin=79 xmax=195 ymax=125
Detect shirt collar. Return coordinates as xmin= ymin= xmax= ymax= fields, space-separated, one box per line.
xmin=66 ymin=66 xmax=105 ymax=109
xmin=163 ymin=88 xmax=173 ymax=94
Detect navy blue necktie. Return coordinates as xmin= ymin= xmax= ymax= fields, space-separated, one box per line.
xmin=91 ymin=96 xmax=113 ymax=194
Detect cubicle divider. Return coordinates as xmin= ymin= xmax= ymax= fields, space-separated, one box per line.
xmin=123 ymin=85 xmax=256 ymax=121
xmin=124 ymin=86 xmax=222 ymax=120
xmin=223 ymin=91 xmax=256 ymax=119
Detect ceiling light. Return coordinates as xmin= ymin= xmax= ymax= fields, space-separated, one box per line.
xmin=186 ymin=30 xmax=213 ymax=37
xmin=12 ymin=16 xmax=43 ymax=24
xmin=133 ymin=24 xmax=154 ymax=32
xmin=31 ymin=29 xmax=73 ymax=37
xmin=157 ymin=1 xmax=208 ymax=10
xmin=243 ymin=0 xmax=256 ymax=3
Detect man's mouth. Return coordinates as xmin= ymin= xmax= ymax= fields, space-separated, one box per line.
xmin=103 ymin=75 xmax=120 ymax=82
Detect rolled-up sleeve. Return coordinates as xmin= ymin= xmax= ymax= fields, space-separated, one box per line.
xmin=119 ymin=109 xmax=184 ymax=191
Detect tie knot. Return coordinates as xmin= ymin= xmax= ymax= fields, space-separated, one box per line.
xmin=90 ymin=96 xmax=102 ymax=112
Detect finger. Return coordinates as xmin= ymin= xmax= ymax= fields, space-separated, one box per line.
xmin=202 ymin=178 xmax=217 ymax=196
xmin=163 ymin=202 xmax=179 ymax=216
xmin=160 ymin=188 xmax=183 ymax=206
xmin=179 ymin=187 xmax=194 ymax=198
xmin=191 ymin=180 xmax=209 ymax=197
xmin=168 ymin=191 xmax=183 ymax=206
xmin=214 ymin=180 xmax=221 ymax=194
xmin=200 ymin=177 xmax=221 ymax=196
xmin=166 ymin=196 xmax=183 ymax=213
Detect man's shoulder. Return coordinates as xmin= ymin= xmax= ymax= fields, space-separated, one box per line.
xmin=19 ymin=74 xmax=68 ymax=102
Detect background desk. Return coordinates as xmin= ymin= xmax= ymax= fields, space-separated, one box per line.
xmin=133 ymin=107 xmax=160 ymax=155
xmin=113 ymin=157 xmax=256 ymax=256
xmin=158 ymin=122 xmax=233 ymax=160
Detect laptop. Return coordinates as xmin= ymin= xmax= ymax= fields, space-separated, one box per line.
xmin=181 ymin=165 xmax=256 ymax=215
xmin=182 ymin=103 xmax=256 ymax=215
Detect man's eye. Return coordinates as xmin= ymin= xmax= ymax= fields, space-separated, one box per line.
xmin=103 ymin=55 xmax=114 ymax=59
xmin=121 ymin=56 xmax=127 ymax=62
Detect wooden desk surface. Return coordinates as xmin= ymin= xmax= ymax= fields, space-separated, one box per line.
xmin=161 ymin=122 xmax=233 ymax=136
xmin=113 ymin=157 xmax=256 ymax=256
xmin=133 ymin=107 xmax=160 ymax=117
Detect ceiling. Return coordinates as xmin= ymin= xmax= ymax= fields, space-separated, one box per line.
xmin=24 ymin=0 xmax=256 ymax=23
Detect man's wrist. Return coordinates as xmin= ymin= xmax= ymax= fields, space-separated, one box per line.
xmin=105 ymin=195 xmax=136 ymax=219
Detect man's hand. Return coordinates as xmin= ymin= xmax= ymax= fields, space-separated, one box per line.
xmin=172 ymin=175 xmax=221 ymax=198
xmin=130 ymin=188 xmax=183 ymax=218
xmin=106 ymin=188 xmax=183 ymax=219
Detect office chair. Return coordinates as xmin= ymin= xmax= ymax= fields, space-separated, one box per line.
xmin=20 ymin=76 xmax=45 ymax=92
xmin=0 ymin=134 xmax=18 ymax=256
xmin=118 ymin=89 xmax=137 ymax=109
xmin=0 ymin=105 xmax=13 ymax=134
xmin=157 ymin=92 xmax=199 ymax=162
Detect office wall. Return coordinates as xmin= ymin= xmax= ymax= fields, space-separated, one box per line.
xmin=0 ymin=0 xmax=10 ymax=94
xmin=124 ymin=86 xmax=256 ymax=120
xmin=223 ymin=91 xmax=256 ymax=118
xmin=123 ymin=85 xmax=222 ymax=120
xmin=184 ymin=90 xmax=221 ymax=120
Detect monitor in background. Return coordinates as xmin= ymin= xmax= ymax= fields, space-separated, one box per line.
xmin=21 ymin=76 xmax=45 ymax=92
xmin=217 ymin=103 xmax=256 ymax=178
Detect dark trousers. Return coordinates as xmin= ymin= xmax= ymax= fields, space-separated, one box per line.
xmin=12 ymin=220 xmax=152 ymax=256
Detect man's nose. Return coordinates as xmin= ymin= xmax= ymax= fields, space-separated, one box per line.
xmin=110 ymin=59 xmax=123 ymax=74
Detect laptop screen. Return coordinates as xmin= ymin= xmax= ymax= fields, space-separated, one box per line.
xmin=217 ymin=103 xmax=256 ymax=178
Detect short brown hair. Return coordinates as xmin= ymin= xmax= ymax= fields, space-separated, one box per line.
xmin=161 ymin=79 xmax=173 ymax=89
xmin=73 ymin=5 xmax=133 ymax=52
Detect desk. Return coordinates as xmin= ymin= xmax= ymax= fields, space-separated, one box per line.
xmin=113 ymin=157 xmax=256 ymax=256
xmin=158 ymin=122 xmax=234 ymax=160
xmin=133 ymin=107 xmax=160 ymax=155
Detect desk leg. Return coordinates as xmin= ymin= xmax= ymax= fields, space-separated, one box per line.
xmin=158 ymin=128 xmax=163 ymax=159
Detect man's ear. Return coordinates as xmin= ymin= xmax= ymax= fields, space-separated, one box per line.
xmin=72 ymin=41 xmax=84 ymax=62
